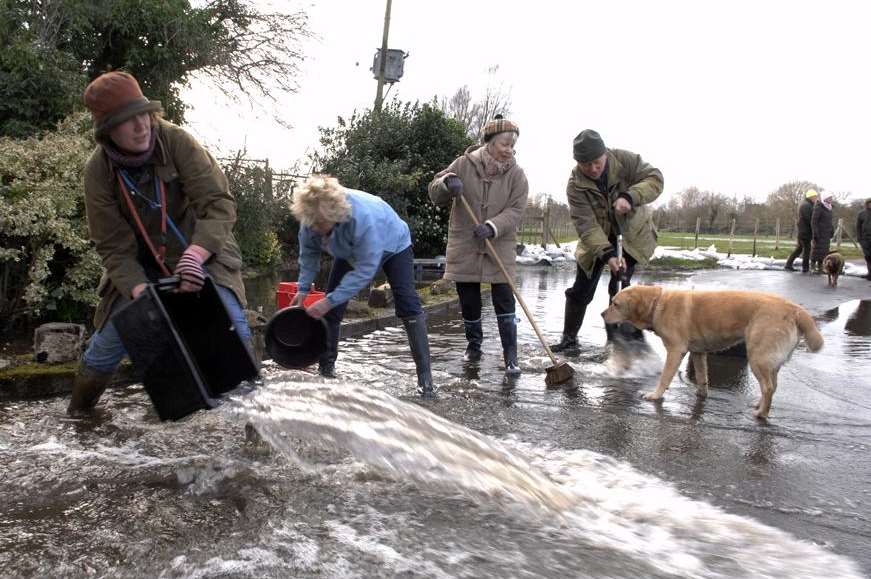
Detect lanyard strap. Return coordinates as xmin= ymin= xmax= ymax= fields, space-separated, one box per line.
xmin=117 ymin=170 xmax=172 ymax=277
xmin=119 ymin=170 xmax=189 ymax=247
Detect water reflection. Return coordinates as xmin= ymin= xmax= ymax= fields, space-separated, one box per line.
xmin=745 ymin=430 xmax=778 ymax=468
xmin=705 ymin=354 xmax=750 ymax=390
xmin=845 ymin=300 xmax=871 ymax=336
xmin=816 ymin=300 xmax=871 ymax=379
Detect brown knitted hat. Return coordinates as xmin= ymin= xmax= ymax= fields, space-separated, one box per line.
xmin=482 ymin=115 xmax=519 ymax=142
xmin=83 ymin=71 xmax=162 ymax=136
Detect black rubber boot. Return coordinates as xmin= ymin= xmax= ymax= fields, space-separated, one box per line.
xmin=497 ymin=313 xmax=521 ymax=376
xmin=550 ymin=298 xmax=585 ymax=353
xmin=605 ymin=321 xmax=645 ymax=343
xmin=462 ymin=318 xmax=483 ymax=362
xmin=67 ymin=365 xmax=114 ymax=416
xmin=865 ymin=258 xmax=871 ymax=280
xmin=318 ymin=359 xmax=337 ymax=379
xmin=785 ymin=245 xmax=800 ymax=271
xmin=402 ymin=314 xmax=436 ymax=399
xmin=318 ymin=320 xmax=340 ymax=378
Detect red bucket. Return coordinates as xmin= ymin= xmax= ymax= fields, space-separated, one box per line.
xmin=276 ymin=282 xmax=327 ymax=310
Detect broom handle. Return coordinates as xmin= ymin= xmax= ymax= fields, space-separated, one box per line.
xmin=458 ymin=194 xmax=559 ymax=366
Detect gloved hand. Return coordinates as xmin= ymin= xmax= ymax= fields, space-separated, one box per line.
xmin=174 ymin=246 xmax=207 ymax=292
xmin=473 ymin=223 xmax=495 ymax=239
xmin=613 ymin=196 xmax=632 ymax=215
xmin=444 ymin=175 xmax=464 ymax=197
xmin=607 ymin=256 xmax=627 ymax=275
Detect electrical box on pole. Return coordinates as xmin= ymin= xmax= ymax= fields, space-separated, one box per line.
xmin=371 ymin=49 xmax=407 ymax=83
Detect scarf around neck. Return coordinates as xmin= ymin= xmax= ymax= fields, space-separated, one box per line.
xmin=478 ymin=145 xmax=516 ymax=177
xmin=102 ymin=128 xmax=157 ymax=168
xmin=820 ymin=193 xmax=833 ymax=211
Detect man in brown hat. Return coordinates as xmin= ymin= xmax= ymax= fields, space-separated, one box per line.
xmin=551 ymin=129 xmax=663 ymax=353
xmin=68 ymin=71 xmax=250 ymax=415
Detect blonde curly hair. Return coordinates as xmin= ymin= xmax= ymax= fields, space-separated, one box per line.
xmin=291 ymin=174 xmax=352 ymax=226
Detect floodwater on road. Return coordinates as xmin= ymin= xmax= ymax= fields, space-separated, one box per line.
xmin=1 ymin=267 xmax=869 ymax=578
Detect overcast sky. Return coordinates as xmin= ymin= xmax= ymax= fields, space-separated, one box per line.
xmin=183 ymin=0 xmax=871 ymax=205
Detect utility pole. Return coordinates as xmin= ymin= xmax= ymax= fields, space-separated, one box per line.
xmin=373 ymin=0 xmax=393 ymax=112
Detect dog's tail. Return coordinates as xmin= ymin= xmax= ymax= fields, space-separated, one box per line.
xmin=796 ymin=308 xmax=824 ymax=352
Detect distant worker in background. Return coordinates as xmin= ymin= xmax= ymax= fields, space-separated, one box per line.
xmin=784 ymin=189 xmax=818 ymax=273
xmin=811 ymin=190 xmax=835 ymax=273
xmin=857 ymin=196 xmax=871 ymax=280
xmin=428 ymin=115 xmax=528 ymax=375
xmin=291 ymin=175 xmax=435 ymax=398
xmin=551 ymin=130 xmax=663 ymax=353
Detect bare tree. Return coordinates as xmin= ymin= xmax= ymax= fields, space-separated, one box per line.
xmin=439 ymin=85 xmax=478 ymax=131
xmin=195 ymin=0 xmax=311 ymax=108
xmin=6 ymin=0 xmax=312 ymax=126
xmin=438 ymin=65 xmax=512 ymax=139
xmin=469 ymin=65 xmax=512 ymax=138
xmin=655 ymin=187 xmax=737 ymax=233
xmin=766 ymin=180 xmax=822 ymax=234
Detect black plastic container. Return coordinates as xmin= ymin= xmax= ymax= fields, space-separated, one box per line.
xmin=113 ymin=277 xmax=259 ymax=421
xmin=264 ymin=307 xmax=328 ymax=369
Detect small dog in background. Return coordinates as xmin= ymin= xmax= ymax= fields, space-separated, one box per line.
xmin=822 ymin=252 xmax=845 ymax=287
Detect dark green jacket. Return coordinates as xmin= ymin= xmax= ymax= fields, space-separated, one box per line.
xmin=567 ymin=149 xmax=663 ymax=275
xmin=797 ymin=198 xmax=815 ymax=239
xmin=811 ymin=203 xmax=834 ymax=243
xmin=84 ymin=119 xmax=245 ymax=328
xmin=857 ymin=206 xmax=871 ymax=245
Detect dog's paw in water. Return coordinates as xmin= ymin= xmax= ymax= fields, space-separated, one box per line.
xmin=642 ymin=391 xmax=663 ymax=401
xmin=752 ymin=408 xmax=770 ymax=420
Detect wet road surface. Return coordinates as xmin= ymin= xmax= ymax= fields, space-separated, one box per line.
xmin=0 ymin=267 xmax=869 ymax=577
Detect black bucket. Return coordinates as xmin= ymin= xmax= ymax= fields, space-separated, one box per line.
xmin=112 ymin=277 xmax=259 ymax=421
xmin=264 ymin=307 xmax=328 ymax=369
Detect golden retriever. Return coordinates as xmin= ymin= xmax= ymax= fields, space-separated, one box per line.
xmin=823 ymin=252 xmax=845 ymax=288
xmin=601 ymin=286 xmax=823 ymax=419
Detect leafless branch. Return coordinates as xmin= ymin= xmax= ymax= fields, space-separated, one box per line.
xmin=437 ymin=65 xmax=512 ymax=139
xmin=195 ymin=0 xmax=312 ymax=111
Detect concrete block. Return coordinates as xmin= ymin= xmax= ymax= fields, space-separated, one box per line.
xmin=33 ymin=323 xmax=86 ymax=364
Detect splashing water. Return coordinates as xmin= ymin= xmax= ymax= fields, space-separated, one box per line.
xmin=233 ymin=382 xmax=862 ymax=579
xmin=233 ymin=382 xmax=575 ymax=513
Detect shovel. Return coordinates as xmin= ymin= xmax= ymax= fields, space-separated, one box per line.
xmin=607 ymin=219 xmax=650 ymax=351
xmin=616 ymin=229 xmax=628 ymax=286
xmin=458 ymin=194 xmax=575 ymax=386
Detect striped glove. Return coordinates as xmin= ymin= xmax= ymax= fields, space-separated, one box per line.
xmin=174 ymin=247 xmax=207 ymax=292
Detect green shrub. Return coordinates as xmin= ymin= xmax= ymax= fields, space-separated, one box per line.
xmin=0 ymin=41 xmax=85 ymax=138
xmin=0 ymin=112 xmax=101 ymax=327
xmin=312 ymin=100 xmax=473 ymax=257
xmin=223 ymin=156 xmax=292 ymax=269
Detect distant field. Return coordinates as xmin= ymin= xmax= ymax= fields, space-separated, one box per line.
xmin=531 ymin=229 xmax=864 ymax=260
xmin=657 ymin=231 xmax=864 ymax=259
